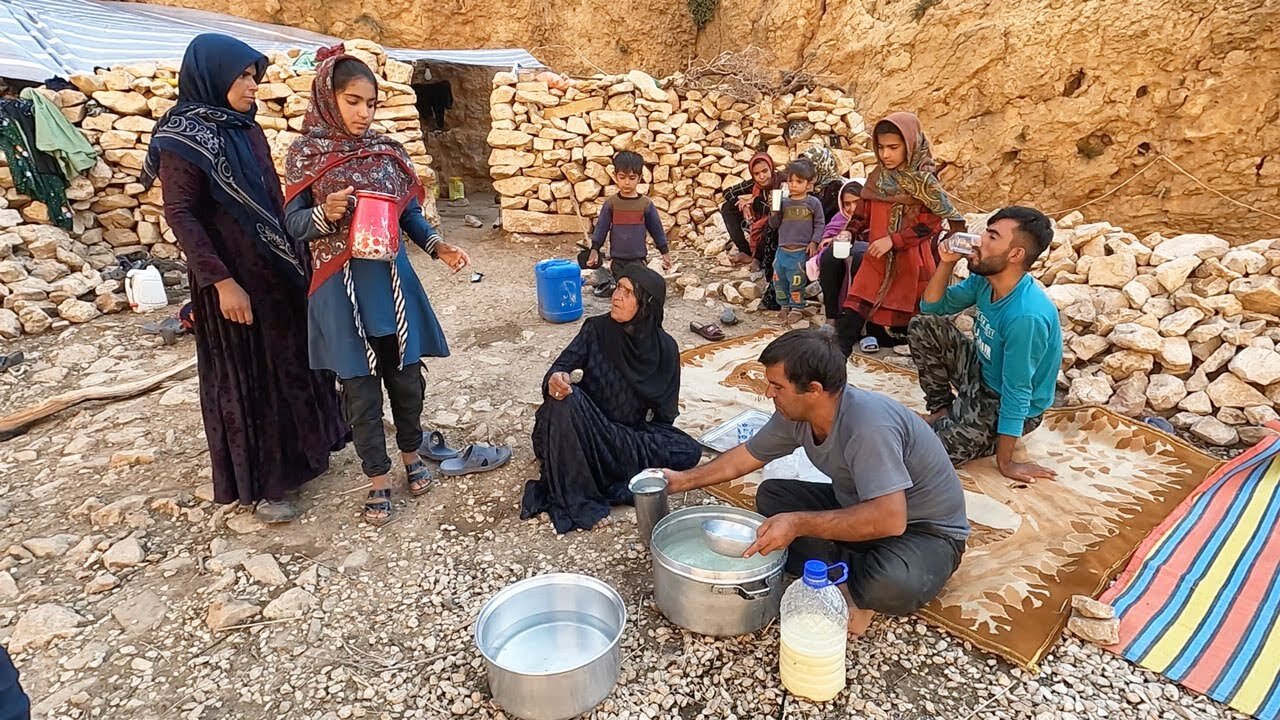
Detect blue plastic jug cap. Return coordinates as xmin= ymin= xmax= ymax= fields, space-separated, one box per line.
xmin=802 ymin=560 xmax=829 ymax=588
xmin=801 ymin=560 xmax=849 ymax=588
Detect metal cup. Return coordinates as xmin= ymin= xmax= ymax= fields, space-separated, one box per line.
xmin=629 ymin=469 xmax=670 ymax=548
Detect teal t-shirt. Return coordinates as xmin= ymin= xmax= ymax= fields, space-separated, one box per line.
xmin=920 ymin=273 xmax=1062 ymax=437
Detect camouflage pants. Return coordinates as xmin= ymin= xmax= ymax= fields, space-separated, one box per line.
xmin=907 ymin=314 xmax=1042 ymax=466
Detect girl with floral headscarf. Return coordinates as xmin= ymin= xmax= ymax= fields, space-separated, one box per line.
xmin=836 ymin=112 xmax=964 ymax=356
xmin=283 ymin=49 xmax=470 ymax=526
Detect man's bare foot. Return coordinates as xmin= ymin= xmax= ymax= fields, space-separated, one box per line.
xmin=839 ymin=585 xmax=876 ymax=637
xmin=848 ymin=607 xmax=876 ymax=637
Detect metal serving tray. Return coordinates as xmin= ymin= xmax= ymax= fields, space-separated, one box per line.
xmin=697 ymin=408 xmax=773 ymax=453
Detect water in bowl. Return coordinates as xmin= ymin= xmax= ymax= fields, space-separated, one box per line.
xmin=660 ymin=524 xmax=778 ymax=573
xmin=492 ymin=609 xmax=616 ymax=675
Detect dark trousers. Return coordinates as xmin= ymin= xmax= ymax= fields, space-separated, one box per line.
xmin=718 ymin=198 xmax=778 ymax=286
xmin=609 ymin=257 xmax=647 ymax=280
xmin=754 ymin=479 xmax=964 ymax=616
xmin=720 ymin=198 xmax=751 ymax=256
xmin=340 ymin=335 xmax=425 ymax=477
xmin=907 ymin=314 xmax=1042 ymax=465
xmin=817 ymin=241 xmax=867 ymax=320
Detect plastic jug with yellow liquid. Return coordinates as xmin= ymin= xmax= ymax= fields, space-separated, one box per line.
xmin=779 ymin=560 xmax=848 ymax=702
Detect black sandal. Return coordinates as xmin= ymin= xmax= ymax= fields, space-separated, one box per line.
xmin=407 ymin=460 xmax=436 ymax=496
xmin=363 ymin=488 xmax=394 ymax=526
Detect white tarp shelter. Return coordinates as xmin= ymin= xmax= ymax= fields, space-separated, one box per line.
xmin=0 ymin=0 xmax=542 ymax=82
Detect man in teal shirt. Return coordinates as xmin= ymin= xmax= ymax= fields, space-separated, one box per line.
xmin=909 ymin=206 xmax=1062 ymax=483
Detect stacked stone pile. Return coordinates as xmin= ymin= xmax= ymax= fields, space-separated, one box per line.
xmin=1024 ymin=212 xmax=1280 ymax=446
xmin=0 ymin=40 xmax=434 ymax=340
xmin=487 ymin=70 xmax=874 ymax=245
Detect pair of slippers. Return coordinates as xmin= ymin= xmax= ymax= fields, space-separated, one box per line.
xmin=419 ymin=430 xmax=513 ymax=476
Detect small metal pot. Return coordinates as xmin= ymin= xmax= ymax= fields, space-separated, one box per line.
xmin=650 ymin=506 xmax=786 ymax=637
xmin=475 ymin=574 xmax=626 ymax=720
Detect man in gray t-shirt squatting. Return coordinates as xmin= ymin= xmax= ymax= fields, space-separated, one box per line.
xmin=664 ymin=329 xmax=969 ymax=636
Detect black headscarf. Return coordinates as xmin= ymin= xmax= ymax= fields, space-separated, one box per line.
xmin=588 ymin=265 xmax=681 ymax=424
xmin=141 ymin=34 xmax=304 ymax=281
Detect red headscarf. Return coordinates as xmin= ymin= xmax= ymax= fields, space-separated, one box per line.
xmin=284 ymin=49 xmax=424 ymax=294
xmin=746 ymin=152 xmax=780 ymax=252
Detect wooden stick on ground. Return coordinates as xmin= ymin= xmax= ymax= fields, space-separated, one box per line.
xmin=0 ymin=355 xmax=198 ymax=438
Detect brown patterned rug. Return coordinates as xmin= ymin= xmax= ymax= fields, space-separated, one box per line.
xmin=678 ymin=331 xmax=1221 ymax=670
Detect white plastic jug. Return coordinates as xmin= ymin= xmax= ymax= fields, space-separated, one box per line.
xmin=779 ymin=560 xmax=849 ymax=702
xmin=125 ymin=266 xmax=169 ymax=312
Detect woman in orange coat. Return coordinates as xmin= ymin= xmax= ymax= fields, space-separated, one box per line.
xmin=835 ymin=112 xmax=965 ymax=356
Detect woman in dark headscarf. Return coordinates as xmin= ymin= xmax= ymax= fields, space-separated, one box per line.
xmin=521 ymin=266 xmax=701 ymax=533
xmin=143 ymin=34 xmax=348 ymax=523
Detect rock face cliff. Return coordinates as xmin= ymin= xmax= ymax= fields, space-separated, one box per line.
xmin=131 ymin=0 xmax=1278 ymax=238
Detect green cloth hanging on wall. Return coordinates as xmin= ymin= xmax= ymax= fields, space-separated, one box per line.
xmin=19 ymin=88 xmax=98 ymax=182
xmin=0 ymin=98 xmax=74 ymax=229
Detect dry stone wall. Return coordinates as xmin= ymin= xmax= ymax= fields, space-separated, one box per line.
xmin=0 ymin=40 xmax=436 ymax=340
xmin=487 ymin=70 xmax=872 ymax=247
xmin=995 ymin=212 xmax=1280 ymax=447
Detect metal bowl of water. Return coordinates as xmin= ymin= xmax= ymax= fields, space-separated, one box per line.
xmin=475 ymin=573 xmax=627 ymax=720
xmin=702 ymin=518 xmax=757 ymax=557
xmin=651 ymin=506 xmax=785 ymax=637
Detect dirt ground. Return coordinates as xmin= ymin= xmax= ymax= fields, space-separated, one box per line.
xmin=0 ymin=203 xmax=1242 ymax=720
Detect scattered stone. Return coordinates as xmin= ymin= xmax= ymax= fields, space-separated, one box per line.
xmin=206 ymin=594 xmax=261 ymax=632
xmin=110 ymin=590 xmax=169 ymax=635
xmin=84 ymin=572 xmax=120 ymax=595
xmin=1067 ymin=615 xmax=1121 ymax=646
xmin=22 ymin=534 xmax=79 ymax=558
xmin=0 ymin=571 xmax=18 ymax=601
xmin=108 ymin=450 xmax=155 ymax=469
xmin=102 ymin=536 xmax=145 ymax=571
xmin=243 ymin=554 xmax=288 ymax=587
xmin=1071 ymin=594 xmax=1116 ymax=620
xmin=1190 ymin=416 xmax=1239 ymax=446
xmin=263 ymin=587 xmax=317 ymax=620
xmin=207 ymin=549 xmax=255 ymax=574
xmin=10 ymin=604 xmax=87 ymax=652
xmin=226 ymin=512 xmax=266 ymax=534
xmin=91 ymin=495 xmax=149 ymax=527
xmin=340 ymin=549 xmax=370 ymax=574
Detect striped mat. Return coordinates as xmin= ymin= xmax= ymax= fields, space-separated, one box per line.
xmin=1100 ymin=427 xmax=1280 ymax=720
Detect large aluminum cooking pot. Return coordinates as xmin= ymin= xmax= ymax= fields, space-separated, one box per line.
xmin=650 ymin=506 xmax=786 ymax=637
xmin=475 ymin=574 xmax=626 ymax=720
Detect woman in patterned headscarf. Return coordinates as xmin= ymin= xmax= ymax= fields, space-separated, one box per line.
xmin=145 ymin=34 xmax=348 ymax=524
xmin=284 ymin=49 xmax=469 ymax=526
xmin=836 ymin=112 xmax=965 ymax=356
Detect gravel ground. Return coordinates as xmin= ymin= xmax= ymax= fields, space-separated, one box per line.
xmin=0 ymin=204 xmax=1248 ymax=720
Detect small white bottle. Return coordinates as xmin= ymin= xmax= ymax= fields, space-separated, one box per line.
xmin=779 ymin=560 xmax=849 ymax=702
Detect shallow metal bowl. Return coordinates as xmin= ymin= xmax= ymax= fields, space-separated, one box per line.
xmin=475 ymin=573 xmax=626 ymax=720
xmin=702 ymin=518 xmax=757 ymax=557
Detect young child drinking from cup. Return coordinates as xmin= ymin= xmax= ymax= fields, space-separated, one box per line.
xmin=768 ymin=159 xmax=826 ymax=324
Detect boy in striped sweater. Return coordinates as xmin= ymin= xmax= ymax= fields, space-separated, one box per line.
xmin=587 ymin=151 xmax=672 ymax=297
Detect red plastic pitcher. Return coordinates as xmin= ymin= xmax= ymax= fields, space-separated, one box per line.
xmin=349 ymin=191 xmax=400 ymax=261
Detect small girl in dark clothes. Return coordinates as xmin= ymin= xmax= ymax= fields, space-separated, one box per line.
xmin=284 ymin=50 xmax=470 ymax=526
